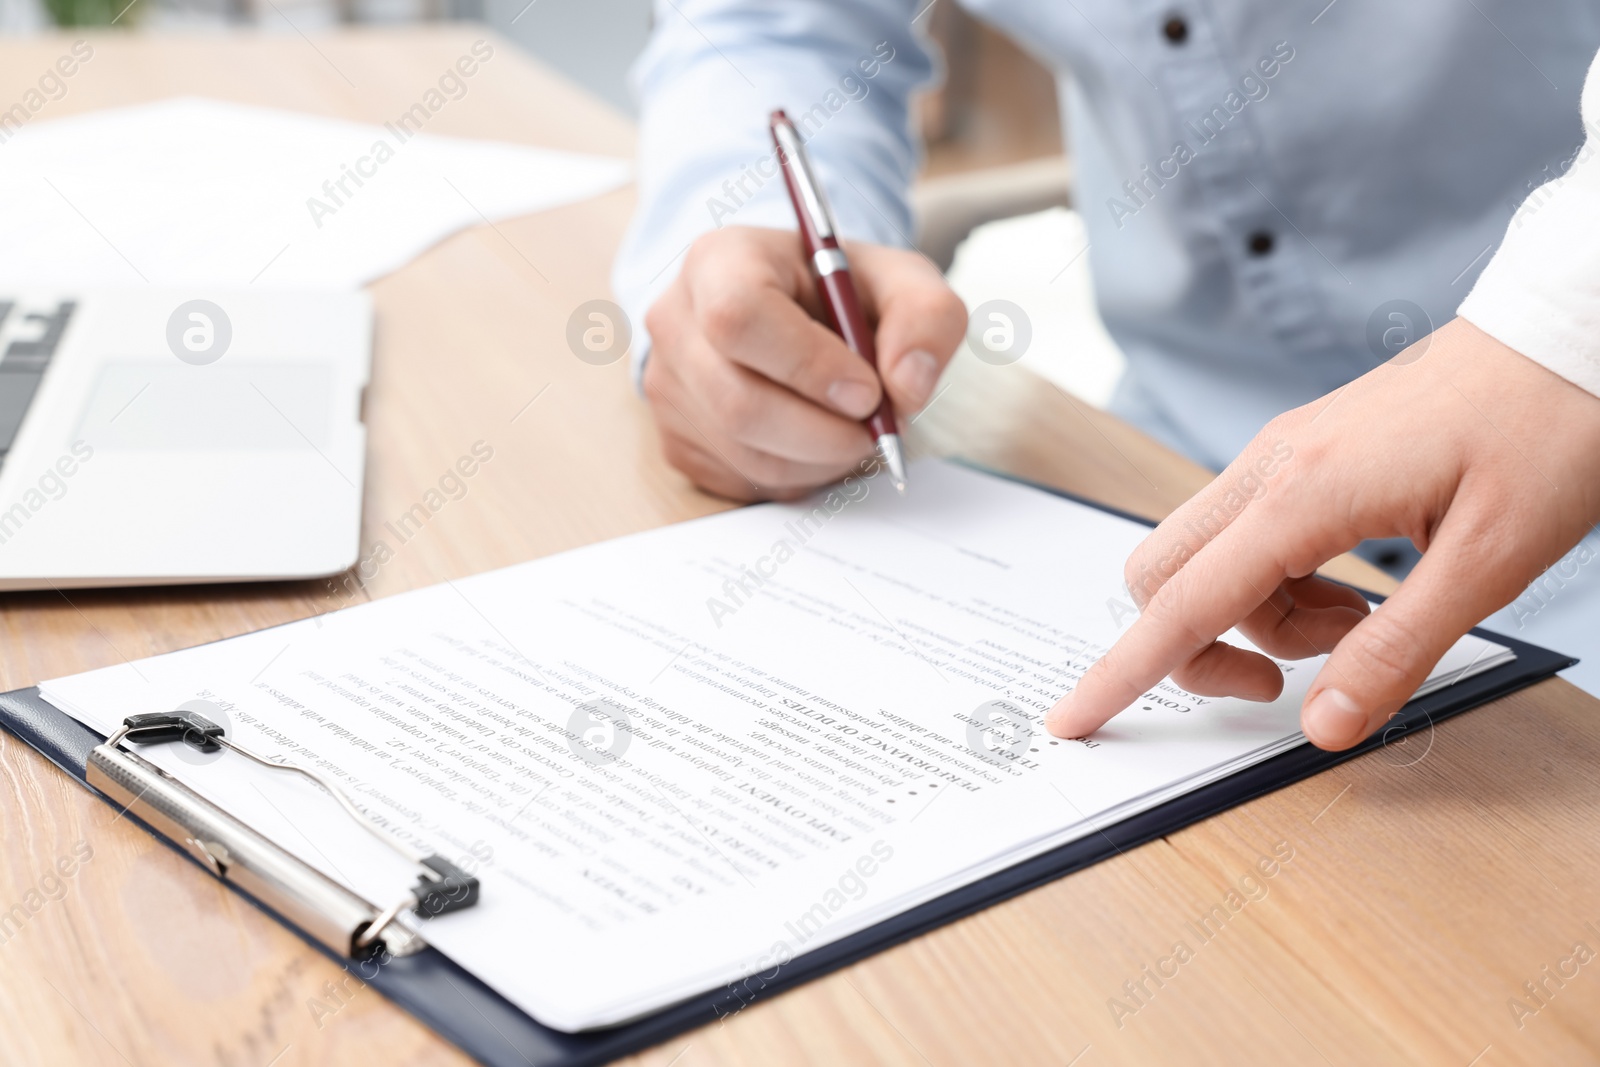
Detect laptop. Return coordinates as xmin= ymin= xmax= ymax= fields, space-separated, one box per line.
xmin=0 ymin=289 xmax=370 ymax=590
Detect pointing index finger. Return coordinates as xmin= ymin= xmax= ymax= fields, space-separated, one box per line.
xmin=1047 ymin=511 xmax=1298 ymax=736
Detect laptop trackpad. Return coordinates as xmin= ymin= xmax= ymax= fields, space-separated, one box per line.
xmin=75 ymin=361 xmax=334 ymax=450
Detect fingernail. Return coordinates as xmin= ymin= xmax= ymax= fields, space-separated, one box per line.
xmin=1043 ymin=696 xmax=1072 ymax=736
xmin=827 ymin=379 xmax=879 ymax=418
xmin=1303 ymin=688 xmax=1367 ymax=749
xmin=891 ymin=349 xmax=939 ymax=410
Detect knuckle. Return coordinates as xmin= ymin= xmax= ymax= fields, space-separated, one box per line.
xmin=682 ymin=228 xmax=732 ymax=277
xmin=1126 ymin=535 xmax=1192 ymax=605
xmin=698 ymin=290 xmax=756 ymax=350
xmin=643 ymin=298 xmax=676 ymax=351
xmin=1442 ymin=508 xmax=1519 ymax=572
xmin=1141 ymin=582 xmax=1212 ymax=652
xmin=641 ymin=351 xmax=674 ymax=406
xmin=719 ymin=380 xmax=766 ymax=440
xmin=1259 ymin=411 xmax=1297 ymax=440
xmin=887 ymin=281 xmax=966 ymax=349
xmin=658 ymin=435 xmax=695 ymax=475
xmin=1254 ymin=616 xmax=1311 ymax=658
xmin=1081 ymin=649 xmax=1144 ymax=707
xmin=1345 ymin=617 xmax=1420 ymax=689
xmin=1123 ymin=552 xmax=1156 ymax=604
xmin=933 ymin=287 xmax=969 ymax=343
xmin=1250 ymin=420 xmax=1303 ymax=474
xmin=1263 ymin=403 xmax=1314 ymax=440
xmin=658 ymin=433 xmax=711 ymax=486
xmin=641 ymin=364 xmax=665 ymax=406
xmin=740 ymin=450 xmax=793 ymax=488
xmin=1262 ymin=417 xmax=1323 ymax=472
xmin=660 ymin=435 xmax=749 ymax=501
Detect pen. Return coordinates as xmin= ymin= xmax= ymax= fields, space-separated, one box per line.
xmin=769 ymin=109 xmax=908 ymax=496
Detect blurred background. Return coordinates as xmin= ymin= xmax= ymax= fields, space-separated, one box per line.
xmin=0 ymin=0 xmax=1124 ymax=403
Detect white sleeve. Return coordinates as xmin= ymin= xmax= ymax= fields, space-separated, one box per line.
xmin=610 ymin=0 xmax=934 ymax=387
xmin=1458 ymin=49 xmax=1600 ymax=397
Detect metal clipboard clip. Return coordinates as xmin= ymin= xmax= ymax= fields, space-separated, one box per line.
xmin=87 ymin=709 xmax=480 ymax=960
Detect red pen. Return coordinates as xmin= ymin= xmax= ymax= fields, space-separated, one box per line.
xmin=769 ymin=109 xmax=908 ymax=495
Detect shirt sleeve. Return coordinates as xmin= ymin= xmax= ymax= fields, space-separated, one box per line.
xmin=610 ymin=0 xmax=935 ymax=387
xmin=1458 ymin=48 xmax=1600 ymax=398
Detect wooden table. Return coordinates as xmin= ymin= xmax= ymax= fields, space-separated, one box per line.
xmin=2 ymin=29 xmax=1597 ymax=1067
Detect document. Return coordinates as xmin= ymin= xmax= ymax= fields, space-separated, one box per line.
xmin=0 ymin=97 xmax=630 ymax=289
xmin=39 ymin=461 xmax=1511 ymax=1031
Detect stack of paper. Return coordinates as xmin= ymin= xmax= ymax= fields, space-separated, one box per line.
xmin=39 ymin=460 xmax=1511 ymax=1031
xmin=0 ymin=97 xmax=631 ymax=289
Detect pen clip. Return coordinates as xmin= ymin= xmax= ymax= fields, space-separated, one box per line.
xmin=770 ymin=110 xmax=837 ymax=241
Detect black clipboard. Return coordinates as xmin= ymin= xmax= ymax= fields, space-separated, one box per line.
xmin=0 ymin=471 xmax=1577 ymax=1067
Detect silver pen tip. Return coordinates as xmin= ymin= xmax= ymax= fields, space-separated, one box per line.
xmin=877 ymin=434 xmax=908 ymax=496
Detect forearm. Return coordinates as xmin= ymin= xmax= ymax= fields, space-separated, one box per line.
xmin=611 ymin=0 xmax=933 ymax=383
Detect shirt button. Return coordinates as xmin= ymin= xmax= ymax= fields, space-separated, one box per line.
xmin=1247 ymin=230 xmax=1275 ymax=256
xmin=1162 ymin=15 xmax=1189 ymax=44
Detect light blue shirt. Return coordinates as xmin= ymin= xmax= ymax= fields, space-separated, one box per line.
xmin=613 ymin=0 xmax=1600 ymax=470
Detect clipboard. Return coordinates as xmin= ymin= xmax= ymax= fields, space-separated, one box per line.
xmin=0 ymin=471 xmax=1578 ymax=1067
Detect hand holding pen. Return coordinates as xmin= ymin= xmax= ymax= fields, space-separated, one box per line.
xmin=635 ymin=123 xmax=965 ymax=503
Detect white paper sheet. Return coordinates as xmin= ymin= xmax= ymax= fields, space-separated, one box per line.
xmin=39 ymin=460 xmax=1512 ymax=1031
xmin=0 ymin=97 xmax=630 ymax=289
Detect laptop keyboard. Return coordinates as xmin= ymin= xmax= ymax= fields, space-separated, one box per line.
xmin=0 ymin=300 xmax=77 ymax=469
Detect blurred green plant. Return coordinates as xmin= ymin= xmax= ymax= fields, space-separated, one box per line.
xmin=44 ymin=0 xmax=140 ymax=25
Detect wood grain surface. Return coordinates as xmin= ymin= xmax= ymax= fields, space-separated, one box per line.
xmin=1 ymin=29 xmax=1596 ymax=1067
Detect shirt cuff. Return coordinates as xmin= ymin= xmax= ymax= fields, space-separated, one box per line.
xmin=1458 ymin=48 xmax=1600 ymax=398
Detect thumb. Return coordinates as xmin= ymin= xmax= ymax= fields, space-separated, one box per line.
xmin=1300 ymin=533 xmax=1505 ymax=750
xmin=848 ymin=243 xmax=967 ymax=415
